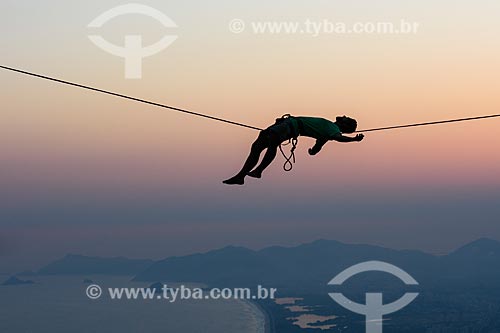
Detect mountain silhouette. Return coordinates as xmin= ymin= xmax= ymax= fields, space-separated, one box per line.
xmin=132 ymin=239 xmax=500 ymax=293
xmin=36 ymin=239 xmax=500 ymax=294
xmin=1 ymin=276 xmax=35 ymax=286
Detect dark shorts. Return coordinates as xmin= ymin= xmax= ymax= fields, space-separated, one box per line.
xmin=263 ymin=118 xmax=295 ymax=143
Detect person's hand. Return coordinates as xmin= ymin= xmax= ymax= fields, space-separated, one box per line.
xmin=308 ymin=148 xmax=317 ymax=155
xmin=355 ymin=134 xmax=365 ymax=142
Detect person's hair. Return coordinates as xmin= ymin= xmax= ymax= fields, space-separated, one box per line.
xmin=337 ymin=116 xmax=357 ymax=133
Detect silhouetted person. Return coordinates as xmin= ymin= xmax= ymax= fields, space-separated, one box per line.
xmin=223 ymin=115 xmax=364 ymax=185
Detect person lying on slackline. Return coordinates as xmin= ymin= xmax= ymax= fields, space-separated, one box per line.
xmin=223 ymin=115 xmax=365 ymax=185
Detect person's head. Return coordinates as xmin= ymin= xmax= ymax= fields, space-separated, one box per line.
xmin=336 ymin=116 xmax=357 ymax=133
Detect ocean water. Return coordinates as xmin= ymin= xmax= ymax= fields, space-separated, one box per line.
xmin=0 ymin=275 xmax=266 ymax=333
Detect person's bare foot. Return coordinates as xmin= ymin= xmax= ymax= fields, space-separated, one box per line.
xmin=247 ymin=170 xmax=262 ymax=179
xmin=222 ymin=176 xmax=245 ymax=185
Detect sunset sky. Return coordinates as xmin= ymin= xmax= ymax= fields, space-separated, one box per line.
xmin=1 ymin=0 xmax=499 ymax=272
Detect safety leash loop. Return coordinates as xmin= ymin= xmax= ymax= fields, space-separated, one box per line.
xmin=280 ymin=137 xmax=298 ymax=172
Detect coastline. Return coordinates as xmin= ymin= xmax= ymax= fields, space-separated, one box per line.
xmin=249 ymin=300 xmax=275 ymax=333
xmin=238 ymin=299 xmax=276 ymax=333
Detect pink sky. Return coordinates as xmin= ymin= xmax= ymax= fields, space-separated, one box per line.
xmin=1 ymin=0 xmax=499 ymax=272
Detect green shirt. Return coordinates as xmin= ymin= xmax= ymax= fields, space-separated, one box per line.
xmin=296 ymin=117 xmax=341 ymax=140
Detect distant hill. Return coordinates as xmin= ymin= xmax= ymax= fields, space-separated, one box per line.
xmin=447 ymin=238 xmax=500 ymax=266
xmin=132 ymin=238 xmax=500 ymax=293
xmin=35 ymin=239 xmax=500 ymax=292
xmin=436 ymin=238 xmax=500 ymax=286
xmin=38 ymin=254 xmax=154 ymax=276
xmin=134 ymin=245 xmax=276 ymax=286
xmin=1 ymin=276 xmax=35 ymax=286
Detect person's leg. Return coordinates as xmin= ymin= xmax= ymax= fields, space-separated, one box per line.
xmin=248 ymin=121 xmax=290 ymax=178
xmin=223 ymin=132 xmax=269 ymax=185
xmin=247 ymin=142 xmax=279 ymax=179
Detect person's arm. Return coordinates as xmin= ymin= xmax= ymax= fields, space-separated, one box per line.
xmin=308 ymin=139 xmax=328 ymax=155
xmin=308 ymin=134 xmax=364 ymax=156
xmin=331 ymin=133 xmax=364 ymax=143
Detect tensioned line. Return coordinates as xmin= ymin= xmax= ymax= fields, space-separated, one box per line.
xmin=0 ymin=65 xmax=263 ymax=131
xmin=356 ymin=114 xmax=500 ymax=133
xmin=1 ymin=65 xmax=499 ymax=133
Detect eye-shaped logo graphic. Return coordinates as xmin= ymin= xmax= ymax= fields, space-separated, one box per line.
xmin=328 ymin=261 xmax=419 ymax=333
xmin=88 ymin=3 xmax=178 ymax=79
